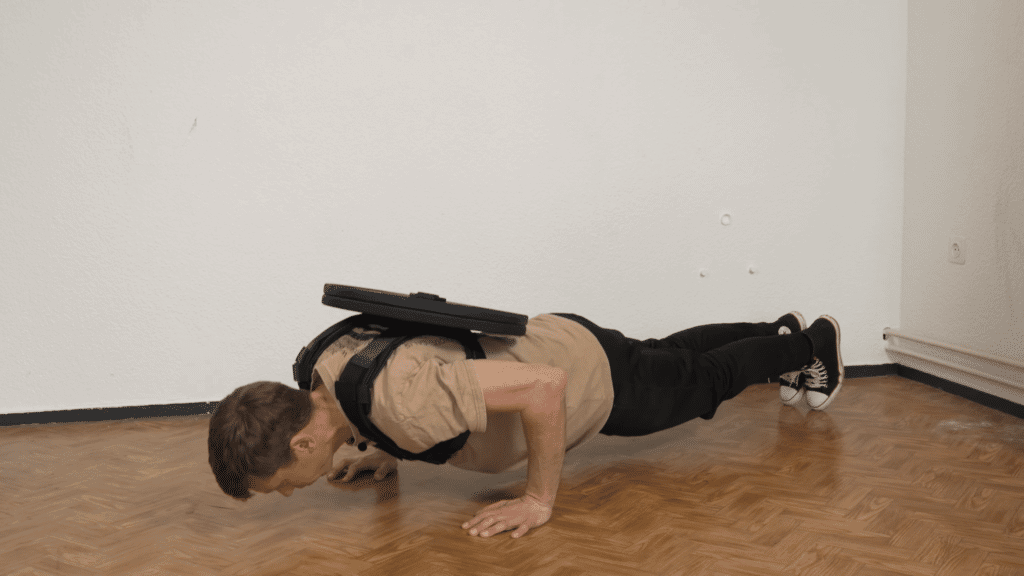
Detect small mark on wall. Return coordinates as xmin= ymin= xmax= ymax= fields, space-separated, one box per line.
xmin=189 ymin=118 xmax=197 ymax=134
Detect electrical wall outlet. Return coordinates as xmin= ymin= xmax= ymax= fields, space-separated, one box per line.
xmin=948 ymin=236 xmax=966 ymax=265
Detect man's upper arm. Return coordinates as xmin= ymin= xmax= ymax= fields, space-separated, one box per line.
xmin=472 ymin=360 xmax=567 ymax=413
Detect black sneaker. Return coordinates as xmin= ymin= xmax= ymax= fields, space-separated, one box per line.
xmin=802 ymin=316 xmax=844 ymax=410
xmin=776 ymin=311 xmax=807 ymax=405
xmin=776 ymin=311 xmax=806 ymax=336
xmin=779 ymin=370 xmax=806 ymax=406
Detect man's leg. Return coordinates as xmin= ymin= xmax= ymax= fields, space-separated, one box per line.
xmin=603 ymin=330 xmax=813 ymax=436
xmin=641 ymin=312 xmax=804 ymax=353
xmin=551 ymin=313 xmax=816 ymax=437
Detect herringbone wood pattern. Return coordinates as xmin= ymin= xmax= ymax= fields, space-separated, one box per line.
xmin=2 ymin=375 xmax=1023 ymax=575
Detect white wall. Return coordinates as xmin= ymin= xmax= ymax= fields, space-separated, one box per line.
xmin=0 ymin=1 xmax=908 ymax=414
xmin=898 ymin=0 xmax=1024 ymax=393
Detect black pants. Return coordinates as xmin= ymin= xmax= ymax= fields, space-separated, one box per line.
xmin=554 ymin=313 xmax=812 ymax=437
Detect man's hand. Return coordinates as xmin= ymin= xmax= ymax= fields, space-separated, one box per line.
xmin=329 ymin=446 xmax=398 ymax=483
xmin=463 ymin=495 xmax=553 ymax=539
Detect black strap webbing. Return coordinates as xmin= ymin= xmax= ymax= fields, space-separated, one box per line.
xmin=329 ymin=317 xmax=481 ymax=461
xmin=335 ymin=321 xmax=485 ymax=464
xmin=294 ymin=314 xmax=486 ymax=464
xmin=293 ymin=316 xmax=364 ymax=390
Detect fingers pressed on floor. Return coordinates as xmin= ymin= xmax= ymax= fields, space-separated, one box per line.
xmin=468 ymin=517 xmax=498 ymax=535
xmin=481 ymin=522 xmax=506 ymax=537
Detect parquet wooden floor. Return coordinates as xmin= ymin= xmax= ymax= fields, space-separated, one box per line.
xmin=3 ymin=375 xmax=1023 ymax=575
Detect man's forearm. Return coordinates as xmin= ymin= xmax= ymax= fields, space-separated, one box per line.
xmin=519 ymin=374 xmax=567 ymax=506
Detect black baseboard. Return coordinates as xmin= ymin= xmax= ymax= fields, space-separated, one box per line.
xmin=847 ymin=363 xmax=898 ymax=378
xmin=2 ymin=363 xmax=1019 ymax=426
xmin=895 ymin=365 xmax=1024 ymax=420
xmin=0 ymin=401 xmax=219 ymax=427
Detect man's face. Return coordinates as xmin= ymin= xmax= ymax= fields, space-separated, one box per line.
xmin=248 ymin=436 xmax=334 ymax=497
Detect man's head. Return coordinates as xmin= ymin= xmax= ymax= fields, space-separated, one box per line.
xmin=208 ymin=380 xmax=336 ymax=499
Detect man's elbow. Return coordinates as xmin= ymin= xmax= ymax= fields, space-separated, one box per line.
xmin=539 ymin=366 xmax=568 ymax=402
xmin=553 ymin=367 xmax=568 ymax=392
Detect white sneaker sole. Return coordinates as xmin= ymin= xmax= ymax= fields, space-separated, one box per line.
xmin=780 ymin=384 xmax=804 ymax=406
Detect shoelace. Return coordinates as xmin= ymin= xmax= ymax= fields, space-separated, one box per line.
xmin=779 ymin=371 xmax=803 ymax=387
xmin=802 ymin=359 xmax=828 ymax=389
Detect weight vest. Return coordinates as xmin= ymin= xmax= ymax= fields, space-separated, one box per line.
xmin=292 ymin=285 xmax=527 ymax=464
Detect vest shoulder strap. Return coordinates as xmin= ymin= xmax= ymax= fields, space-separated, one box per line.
xmin=335 ymin=321 xmax=485 ymax=464
xmin=293 ymin=314 xmax=485 ymax=464
xmin=292 ymin=315 xmax=366 ymax=390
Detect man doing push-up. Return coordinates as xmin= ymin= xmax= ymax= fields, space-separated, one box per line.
xmin=207 ymin=310 xmax=843 ymax=538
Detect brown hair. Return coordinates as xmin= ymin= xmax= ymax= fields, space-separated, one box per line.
xmin=207 ymin=381 xmax=314 ymax=499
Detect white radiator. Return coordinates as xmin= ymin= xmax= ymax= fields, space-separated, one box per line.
xmin=884 ymin=329 xmax=1024 ymax=405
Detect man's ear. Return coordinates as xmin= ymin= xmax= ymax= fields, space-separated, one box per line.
xmin=289 ymin=432 xmax=317 ymax=455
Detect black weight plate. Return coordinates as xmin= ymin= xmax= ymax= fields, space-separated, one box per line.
xmin=322 ymin=284 xmax=528 ymax=336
